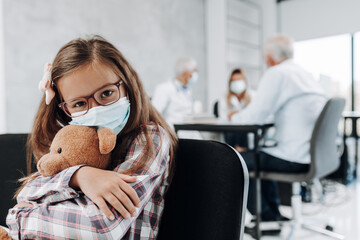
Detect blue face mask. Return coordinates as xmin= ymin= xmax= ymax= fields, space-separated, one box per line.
xmin=187 ymin=71 xmax=199 ymax=85
xmin=69 ymin=97 xmax=130 ymax=135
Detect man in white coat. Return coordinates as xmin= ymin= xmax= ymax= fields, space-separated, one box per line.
xmin=152 ymin=57 xmax=198 ymax=127
xmin=231 ymin=35 xmax=327 ymax=222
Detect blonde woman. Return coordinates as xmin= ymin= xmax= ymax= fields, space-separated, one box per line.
xmin=218 ymin=68 xmax=252 ymax=152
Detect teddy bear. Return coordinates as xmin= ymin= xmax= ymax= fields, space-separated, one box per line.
xmin=0 ymin=125 xmax=117 ymax=239
xmin=37 ymin=124 xmax=117 ymax=177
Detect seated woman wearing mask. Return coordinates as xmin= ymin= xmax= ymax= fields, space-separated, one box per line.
xmin=218 ymin=68 xmax=252 ymax=152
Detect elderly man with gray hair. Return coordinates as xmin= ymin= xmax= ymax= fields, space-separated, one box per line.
xmin=152 ymin=57 xmax=198 ymax=127
xmin=231 ymin=34 xmax=327 ymax=224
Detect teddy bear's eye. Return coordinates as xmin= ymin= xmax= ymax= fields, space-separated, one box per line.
xmin=57 ymin=147 xmax=62 ymax=154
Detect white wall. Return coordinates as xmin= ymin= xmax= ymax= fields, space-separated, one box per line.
xmin=1 ymin=0 xmax=207 ymax=133
xmin=279 ymin=0 xmax=360 ymax=41
xmin=1 ymin=0 xmax=278 ymax=133
xmin=206 ymin=0 xmax=227 ymax=113
xmin=0 ymin=0 xmax=5 ymax=134
xmin=206 ymin=0 xmax=277 ymax=111
xmin=261 ymin=0 xmax=277 ymax=49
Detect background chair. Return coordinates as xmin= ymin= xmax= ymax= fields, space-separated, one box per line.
xmin=213 ymin=100 xmax=219 ymax=118
xmin=157 ymin=139 xmax=249 ymax=240
xmin=255 ymin=98 xmax=346 ymax=239
xmin=0 ymin=134 xmax=29 ymax=226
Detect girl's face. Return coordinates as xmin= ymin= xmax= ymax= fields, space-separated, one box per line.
xmin=57 ymin=62 xmax=127 ymax=111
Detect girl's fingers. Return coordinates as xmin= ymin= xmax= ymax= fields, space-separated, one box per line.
xmin=112 ymin=187 xmax=137 ymax=216
xmin=118 ymin=173 xmax=137 ymax=183
xmin=94 ymin=197 xmax=114 ymax=221
xmin=14 ymin=202 xmax=34 ymax=208
xmin=119 ymin=180 xmax=140 ymax=207
xmin=76 ymin=168 xmax=141 ymax=220
xmin=107 ymin=191 xmax=134 ymax=219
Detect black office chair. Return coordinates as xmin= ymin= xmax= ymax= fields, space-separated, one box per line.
xmin=254 ymin=98 xmax=346 ymax=239
xmin=0 ymin=134 xmax=29 ymax=226
xmin=213 ymin=100 xmax=219 ymax=118
xmin=157 ymin=139 xmax=249 ymax=240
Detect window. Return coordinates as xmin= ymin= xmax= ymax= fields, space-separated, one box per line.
xmin=293 ymin=34 xmax=352 ymax=111
xmin=354 ymin=32 xmax=360 ymax=111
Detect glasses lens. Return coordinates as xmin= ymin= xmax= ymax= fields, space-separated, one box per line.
xmin=94 ymin=84 xmax=120 ymax=106
xmin=64 ymin=98 xmax=88 ymax=116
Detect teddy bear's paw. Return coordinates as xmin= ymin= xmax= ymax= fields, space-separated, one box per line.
xmin=38 ymin=155 xmax=71 ymax=177
xmin=37 ymin=160 xmax=48 ymax=177
xmin=37 ymin=159 xmax=56 ymax=177
xmin=0 ymin=227 xmax=13 ymax=240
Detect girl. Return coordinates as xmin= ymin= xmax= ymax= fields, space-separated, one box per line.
xmin=6 ymin=35 xmax=177 ymax=239
xmin=218 ymin=68 xmax=252 ymax=152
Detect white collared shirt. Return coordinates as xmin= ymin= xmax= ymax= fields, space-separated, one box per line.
xmin=231 ymin=59 xmax=327 ymax=164
xmin=218 ymin=92 xmax=254 ymax=122
xmin=152 ymin=79 xmax=193 ymax=127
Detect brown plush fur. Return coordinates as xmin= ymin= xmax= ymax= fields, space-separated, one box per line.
xmin=37 ymin=125 xmax=116 ymax=177
xmin=0 ymin=227 xmax=12 ymax=240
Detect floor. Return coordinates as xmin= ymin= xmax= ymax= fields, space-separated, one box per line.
xmin=241 ymin=136 xmax=360 ymax=240
xmin=243 ymin=178 xmax=360 ymax=240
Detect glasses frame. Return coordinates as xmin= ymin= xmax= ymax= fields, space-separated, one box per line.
xmin=58 ymin=80 xmax=124 ymax=118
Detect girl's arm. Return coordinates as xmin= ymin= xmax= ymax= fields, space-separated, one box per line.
xmin=17 ymin=167 xmax=138 ymax=215
xmin=7 ymin=124 xmax=171 ymax=240
xmin=17 ymin=165 xmax=137 ymax=205
xmin=16 ymin=165 xmax=85 ymax=204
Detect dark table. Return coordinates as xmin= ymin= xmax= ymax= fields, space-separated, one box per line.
xmin=174 ymin=122 xmax=274 ymax=240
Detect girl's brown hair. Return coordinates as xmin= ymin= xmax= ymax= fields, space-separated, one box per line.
xmin=226 ymin=68 xmax=251 ymax=108
xmin=18 ymin=35 xmax=177 ymax=195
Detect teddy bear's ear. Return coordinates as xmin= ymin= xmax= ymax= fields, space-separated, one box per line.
xmin=97 ymin=128 xmax=117 ymax=154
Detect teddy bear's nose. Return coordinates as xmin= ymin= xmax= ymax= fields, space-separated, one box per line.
xmin=57 ymin=147 xmax=62 ymax=154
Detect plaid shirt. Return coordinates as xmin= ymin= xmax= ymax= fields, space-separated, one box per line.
xmin=6 ymin=124 xmax=171 ymax=240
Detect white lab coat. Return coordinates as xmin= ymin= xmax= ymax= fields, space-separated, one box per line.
xmin=231 ymin=59 xmax=327 ymax=164
xmin=152 ymin=79 xmax=204 ymax=139
xmin=152 ymin=79 xmax=193 ymax=126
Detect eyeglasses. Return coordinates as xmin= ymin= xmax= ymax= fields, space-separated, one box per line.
xmin=58 ymin=81 xmax=124 ymax=118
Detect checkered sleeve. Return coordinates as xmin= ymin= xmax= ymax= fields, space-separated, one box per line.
xmin=6 ymin=124 xmax=171 ymax=240
xmin=17 ymin=165 xmax=84 ymax=204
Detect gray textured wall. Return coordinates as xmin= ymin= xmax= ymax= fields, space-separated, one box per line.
xmin=2 ymin=0 xmax=206 ymax=133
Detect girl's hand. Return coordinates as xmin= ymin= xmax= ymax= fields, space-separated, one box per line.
xmin=70 ymin=166 xmax=140 ymax=220
xmin=228 ymin=110 xmax=240 ymax=120
xmin=14 ymin=202 xmax=34 ymax=208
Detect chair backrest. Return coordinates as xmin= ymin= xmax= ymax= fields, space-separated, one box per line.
xmin=157 ymin=139 xmax=248 ymax=240
xmin=308 ymin=98 xmax=346 ymax=180
xmin=0 ymin=134 xmax=29 ymax=226
xmin=213 ymin=100 xmax=219 ymax=118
